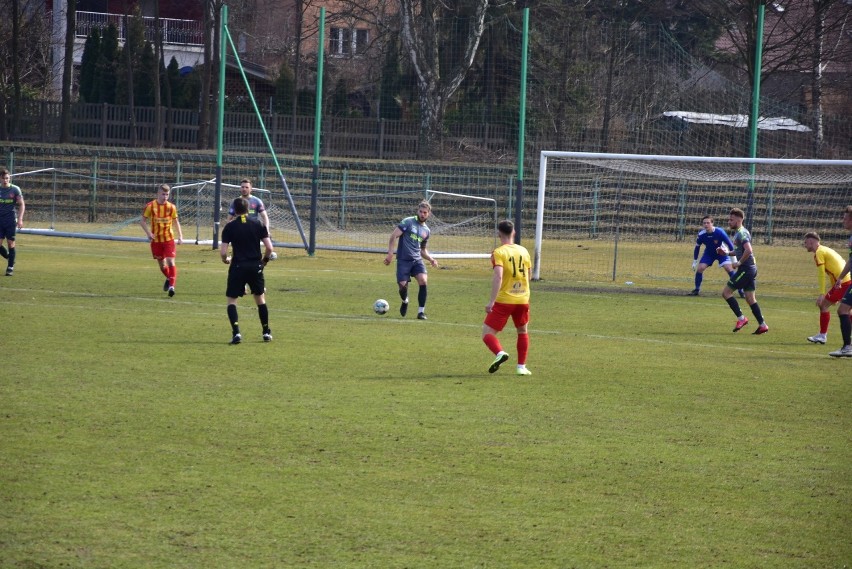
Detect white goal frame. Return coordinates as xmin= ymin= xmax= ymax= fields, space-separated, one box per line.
xmin=534 ymin=151 xmax=852 ymax=281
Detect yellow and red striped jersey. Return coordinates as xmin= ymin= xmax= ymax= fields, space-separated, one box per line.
xmin=142 ymin=200 xmax=179 ymax=243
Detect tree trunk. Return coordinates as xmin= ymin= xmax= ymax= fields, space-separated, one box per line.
xmin=153 ymin=4 xmax=163 ymax=148
xmin=811 ymin=0 xmax=826 ymax=158
xmin=198 ymin=0 xmax=214 ymax=149
xmin=11 ymin=0 xmax=21 ymax=137
xmin=59 ymin=0 xmax=76 ymax=143
xmin=124 ymin=14 xmax=137 ymax=147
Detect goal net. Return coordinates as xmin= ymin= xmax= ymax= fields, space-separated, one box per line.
xmin=15 ymin=167 xmax=499 ymax=258
xmin=534 ymin=151 xmax=852 ymax=288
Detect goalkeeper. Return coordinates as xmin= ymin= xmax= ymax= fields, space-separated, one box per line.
xmin=689 ymin=215 xmax=737 ymax=296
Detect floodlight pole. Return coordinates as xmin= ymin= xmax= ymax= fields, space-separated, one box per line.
xmin=213 ymin=4 xmax=228 ymax=249
xmin=746 ymin=3 xmax=765 ymax=231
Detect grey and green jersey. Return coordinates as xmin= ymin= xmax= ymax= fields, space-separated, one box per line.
xmin=732 ymin=226 xmax=756 ymax=268
xmin=396 ymin=216 xmax=430 ymax=261
xmin=0 ymin=184 xmax=22 ymax=224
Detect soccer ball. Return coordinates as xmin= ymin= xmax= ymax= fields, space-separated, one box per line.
xmin=374 ymin=299 xmax=390 ymax=315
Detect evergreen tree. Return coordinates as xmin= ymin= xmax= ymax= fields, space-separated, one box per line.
xmin=273 ymin=62 xmax=296 ymax=114
xmin=79 ymin=29 xmax=101 ymax=103
xmin=95 ymin=24 xmax=120 ymax=104
xmin=378 ymin=34 xmax=402 ymax=120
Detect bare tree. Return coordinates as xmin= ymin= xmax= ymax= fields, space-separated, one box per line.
xmin=398 ymin=0 xmax=490 ymax=159
xmin=695 ymin=0 xmax=852 ymax=154
xmin=59 ymin=0 xmax=76 ymax=143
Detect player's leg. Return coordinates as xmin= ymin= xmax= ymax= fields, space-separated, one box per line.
xmin=740 ymin=270 xmax=767 ymax=334
xmin=483 ymin=306 xmax=510 ymax=373
xmin=829 ymin=294 xmax=852 ymax=356
xmin=4 ymin=234 xmax=15 ymax=275
xmin=691 ymin=262 xmax=708 ymax=295
xmin=163 ymin=241 xmax=178 ymax=295
xmin=396 ymin=260 xmax=411 ymax=317
xmin=512 ymin=305 xmax=532 ymax=375
xmin=413 ymin=269 xmax=428 ymax=319
xmin=250 ymin=269 xmax=272 ymax=341
xmin=810 ymin=296 xmax=833 ymax=344
xmin=225 ymin=267 xmax=246 ymax=344
xmin=723 ymin=272 xmax=748 ymax=331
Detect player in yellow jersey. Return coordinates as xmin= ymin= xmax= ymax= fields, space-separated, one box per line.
xmin=803 ymin=231 xmax=852 ymax=344
xmin=139 ymin=184 xmax=183 ymax=297
xmin=482 ymin=220 xmax=533 ymax=376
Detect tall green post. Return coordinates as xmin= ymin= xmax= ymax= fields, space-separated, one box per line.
xmin=213 ymin=4 xmax=228 ymax=248
xmin=309 ymin=8 xmax=326 ymax=256
xmin=514 ymin=7 xmax=529 ymax=244
xmin=746 ymin=3 xmax=765 ymax=230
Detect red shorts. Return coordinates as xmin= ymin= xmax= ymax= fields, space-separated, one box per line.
xmin=484 ymin=302 xmax=529 ymax=332
xmin=150 ymin=240 xmax=176 ymax=260
xmin=826 ymin=280 xmax=852 ymax=303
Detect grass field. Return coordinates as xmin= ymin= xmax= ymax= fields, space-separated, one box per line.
xmin=1 ymin=237 xmax=850 ymax=568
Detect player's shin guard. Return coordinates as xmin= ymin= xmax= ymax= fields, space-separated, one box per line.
xmin=749 ymin=302 xmax=765 ymax=325
xmin=7 ymin=247 xmax=15 ymax=268
xmin=694 ymin=272 xmax=703 ymax=290
xmin=840 ymin=314 xmax=852 ymax=346
xmin=483 ymin=333 xmax=502 ymax=355
xmin=418 ymin=285 xmax=427 ymax=308
xmin=227 ymin=304 xmax=240 ymax=335
xmin=517 ymin=333 xmax=529 ymax=366
xmin=168 ymin=265 xmax=177 ymax=286
xmin=820 ymin=311 xmax=831 ymax=334
xmin=726 ymin=296 xmax=742 ymax=317
xmin=257 ymin=303 xmax=269 ymax=330
xmin=398 ymin=284 xmax=408 ymax=302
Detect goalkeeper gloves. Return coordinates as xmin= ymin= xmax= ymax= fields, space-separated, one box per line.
xmin=692 ymin=260 xmax=698 ymax=271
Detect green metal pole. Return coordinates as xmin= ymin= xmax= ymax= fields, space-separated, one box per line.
xmin=223 ymin=19 xmax=309 ymax=249
xmin=213 ymin=4 xmax=227 ymax=248
xmin=309 ymin=7 xmax=326 ymax=256
xmin=746 ymin=3 xmax=765 ymax=230
xmin=514 ymin=7 xmax=529 ymax=244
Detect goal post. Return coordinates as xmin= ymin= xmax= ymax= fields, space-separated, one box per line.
xmin=534 ymin=151 xmax=852 ymax=284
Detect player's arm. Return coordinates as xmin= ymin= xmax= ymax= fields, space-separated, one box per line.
xmin=815 ymin=258 xmax=827 ymax=296
xmin=486 ymin=264 xmax=503 ymax=313
xmin=15 ymin=193 xmax=25 ymax=229
xmin=384 ymin=226 xmax=403 ymax=265
xmin=260 ymin=209 xmax=270 ymax=230
xmin=219 ymin=240 xmax=231 ymax=264
xmin=173 ymin=217 xmax=183 ymax=245
xmin=421 ymin=245 xmax=438 ymax=267
xmin=261 ymin=236 xmax=274 ymax=265
xmin=138 ymin=211 xmax=153 ymax=240
xmin=692 ymin=242 xmax=700 ymax=270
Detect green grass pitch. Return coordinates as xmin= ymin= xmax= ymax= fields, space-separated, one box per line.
xmin=1 ymin=237 xmax=849 ymax=568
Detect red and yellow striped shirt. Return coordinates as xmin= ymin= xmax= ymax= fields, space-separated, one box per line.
xmin=142 ymin=200 xmax=179 ymax=243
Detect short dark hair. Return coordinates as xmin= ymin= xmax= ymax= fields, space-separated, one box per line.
xmin=232 ymin=197 xmax=248 ymax=215
xmin=730 ymin=207 xmax=745 ymax=220
xmin=702 ymin=215 xmax=713 ymax=223
xmin=498 ymin=219 xmax=514 ymax=236
xmin=0 ymin=167 xmax=8 ymax=177
xmin=240 ymin=178 xmax=251 ymax=185
xmin=804 ymin=231 xmax=820 ymax=241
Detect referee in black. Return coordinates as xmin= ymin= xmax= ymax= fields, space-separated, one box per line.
xmin=220 ymin=197 xmax=275 ymax=344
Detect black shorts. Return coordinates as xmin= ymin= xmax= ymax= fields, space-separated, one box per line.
xmin=728 ymin=265 xmax=757 ymax=292
xmin=226 ymin=262 xmax=266 ymax=297
xmin=0 ymin=219 xmax=16 ymax=241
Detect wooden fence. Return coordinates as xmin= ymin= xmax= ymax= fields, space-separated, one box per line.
xmin=9 ymin=101 xmax=513 ymax=160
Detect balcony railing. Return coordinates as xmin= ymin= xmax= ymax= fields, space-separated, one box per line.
xmin=76 ymin=11 xmax=203 ymax=47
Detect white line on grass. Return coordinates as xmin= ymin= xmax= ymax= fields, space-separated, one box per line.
xmin=1 ymin=288 xmax=833 ymax=359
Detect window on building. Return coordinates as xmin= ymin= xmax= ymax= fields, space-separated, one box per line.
xmin=329 ymin=27 xmax=369 ymax=56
